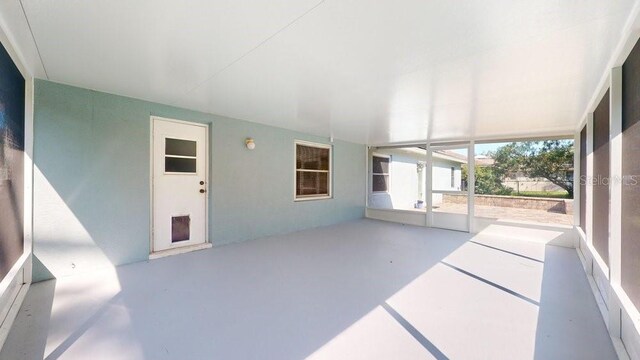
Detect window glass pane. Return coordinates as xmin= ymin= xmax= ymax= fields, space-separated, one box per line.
xmin=296 ymin=171 xmax=329 ymax=196
xmin=166 ymin=138 xmax=196 ymax=157
xmin=593 ymin=89 xmax=610 ymax=265
xmin=372 ymin=175 xmax=389 ymax=192
xmin=372 ymin=156 xmax=389 ymax=174
xmin=165 ymin=157 xmax=197 ymax=173
xmin=296 ymin=144 xmax=330 ymax=170
xmin=621 ymin=39 xmax=640 ymax=309
xmin=172 ymin=216 xmax=190 ymax=242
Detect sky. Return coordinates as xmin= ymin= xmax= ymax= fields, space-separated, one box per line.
xmin=448 ymin=142 xmax=509 ymax=157
xmin=390 ymin=139 xmax=574 ymax=157
xmin=474 ymin=142 xmax=510 ymax=155
xmin=451 ymin=140 xmax=574 ymax=157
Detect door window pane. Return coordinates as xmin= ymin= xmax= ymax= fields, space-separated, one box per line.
xmin=165 ymin=157 xmax=197 ymax=173
xmin=166 ymin=138 xmax=196 ymax=157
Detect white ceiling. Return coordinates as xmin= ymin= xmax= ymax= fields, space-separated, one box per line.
xmin=0 ymin=0 xmax=637 ymax=144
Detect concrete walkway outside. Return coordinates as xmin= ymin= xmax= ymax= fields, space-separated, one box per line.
xmin=434 ymin=203 xmax=573 ymax=225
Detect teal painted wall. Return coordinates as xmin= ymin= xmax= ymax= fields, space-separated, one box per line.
xmin=32 ymin=80 xmax=365 ymax=282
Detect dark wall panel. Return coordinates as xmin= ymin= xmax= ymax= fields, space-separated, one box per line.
xmin=592 ymin=89 xmax=610 ymax=265
xmin=622 ymin=38 xmax=640 ymax=309
xmin=0 ymin=42 xmax=25 ymax=280
xmin=579 ymin=126 xmax=587 ymax=235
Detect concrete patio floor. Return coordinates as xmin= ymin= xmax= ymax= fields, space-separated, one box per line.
xmin=1 ymin=219 xmax=613 ymax=359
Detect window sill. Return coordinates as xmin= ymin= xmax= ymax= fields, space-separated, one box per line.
xmin=294 ymin=195 xmax=332 ymax=202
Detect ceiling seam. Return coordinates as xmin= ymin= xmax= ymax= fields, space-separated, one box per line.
xmin=186 ymin=0 xmax=326 ymax=94
xmin=18 ymin=0 xmax=48 ymax=79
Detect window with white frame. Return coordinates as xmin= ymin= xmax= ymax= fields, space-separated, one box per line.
xmin=372 ymin=155 xmax=390 ymax=192
xmin=295 ymin=141 xmax=332 ymax=200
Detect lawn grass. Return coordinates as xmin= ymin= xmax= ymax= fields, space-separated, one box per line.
xmin=514 ymin=190 xmax=572 ymax=199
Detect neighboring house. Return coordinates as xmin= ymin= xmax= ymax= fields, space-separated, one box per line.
xmin=431 ymin=150 xmax=467 ymax=206
xmin=368 ymin=148 xmax=466 ymax=210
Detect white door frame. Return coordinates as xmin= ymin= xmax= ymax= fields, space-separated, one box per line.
xmin=149 ymin=116 xmax=210 ymax=255
xmin=428 ymin=142 xmax=472 ymax=232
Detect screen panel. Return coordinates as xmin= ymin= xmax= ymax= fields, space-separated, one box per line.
xmin=592 ymin=89 xmax=610 ymax=265
xmin=579 ymin=126 xmax=587 ymax=234
xmin=368 ymin=146 xmax=426 ymax=210
xmin=0 ymin=41 xmax=25 ymax=280
xmin=622 ymin=38 xmax=640 ymax=309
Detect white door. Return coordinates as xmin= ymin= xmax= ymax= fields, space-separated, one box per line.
xmin=152 ymin=117 xmax=208 ymax=252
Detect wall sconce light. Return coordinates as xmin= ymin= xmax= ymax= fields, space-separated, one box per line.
xmin=245 ymin=138 xmax=256 ymax=150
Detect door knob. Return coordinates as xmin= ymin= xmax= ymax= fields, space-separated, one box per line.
xmin=199 ymin=189 xmax=206 ymax=193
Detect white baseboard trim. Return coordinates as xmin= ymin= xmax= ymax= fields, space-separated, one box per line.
xmin=576 ymin=232 xmax=634 ymax=360
xmin=149 ymin=243 xmax=212 ymax=260
xmin=0 ymin=254 xmax=31 ymax=352
xmin=365 ymin=207 xmax=427 ymax=226
xmin=0 ymin=282 xmax=29 ymax=351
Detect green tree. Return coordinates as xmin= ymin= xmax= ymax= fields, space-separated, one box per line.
xmin=463 ymin=165 xmax=513 ymax=195
xmin=489 ymin=140 xmax=574 ymax=197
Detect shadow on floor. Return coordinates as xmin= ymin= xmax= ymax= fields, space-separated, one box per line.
xmin=0 ymin=219 xmax=618 ymax=359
